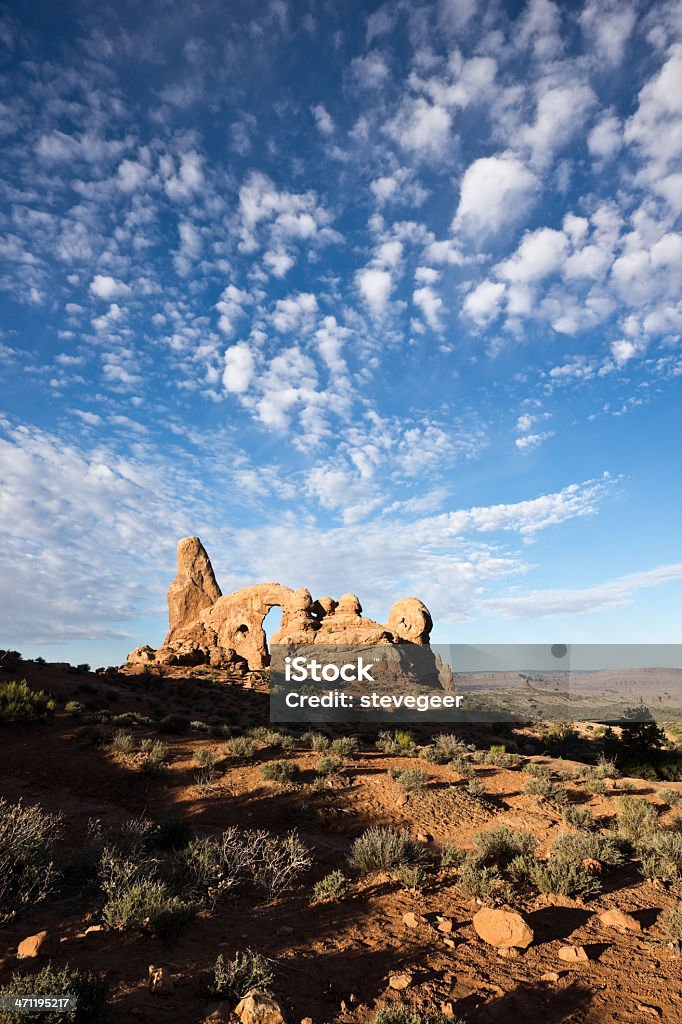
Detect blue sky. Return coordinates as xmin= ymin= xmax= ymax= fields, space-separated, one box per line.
xmin=0 ymin=0 xmax=680 ymax=666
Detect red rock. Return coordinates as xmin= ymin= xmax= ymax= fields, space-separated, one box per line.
xmin=598 ymin=909 xmax=641 ymax=932
xmin=472 ymin=908 xmax=534 ymax=949
xmin=17 ymin=931 xmax=50 ymax=959
xmin=558 ymin=945 xmax=589 ymax=963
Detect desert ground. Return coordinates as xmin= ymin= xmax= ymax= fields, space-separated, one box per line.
xmin=1 ymin=655 xmax=681 ymax=1024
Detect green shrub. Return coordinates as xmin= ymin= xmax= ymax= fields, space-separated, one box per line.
xmin=526 ymin=777 xmax=569 ymax=807
xmin=213 ymin=949 xmax=275 ymax=1001
xmin=223 ymin=736 xmax=256 ymax=758
xmin=193 ymin=748 xmax=220 ymax=768
xmin=562 ymin=806 xmax=595 ymax=830
xmin=0 ymin=680 xmax=55 ymax=722
xmin=523 ymin=762 xmax=552 ymax=778
xmin=658 ymin=788 xmax=682 ymax=806
xmin=467 ymin=778 xmax=485 ymax=797
xmin=440 ymin=843 xmax=466 ymax=868
xmin=139 ymin=739 xmax=169 ymax=776
xmin=638 ymin=832 xmax=682 ymax=881
xmin=330 ymin=736 xmax=358 ymax=756
xmin=348 ymin=827 xmax=422 ymax=875
xmin=65 ymin=700 xmax=85 ymax=718
xmin=473 ymin=825 xmax=536 ymax=863
xmin=583 ymin=777 xmax=607 ymax=796
xmin=0 ymin=799 xmax=62 ymax=925
xmin=457 ymin=856 xmax=509 ymax=903
xmin=302 ymin=730 xmax=329 ymax=752
xmin=550 ymin=831 xmax=626 ymax=868
xmin=660 ymin=903 xmax=682 ymax=941
xmin=190 ymin=720 xmax=210 ymax=732
xmin=433 ymin=733 xmax=468 ymax=760
xmin=111 ymin=729 xmax=135 ymax=753
xmin=251 ymin=728 xmax=289 ymax=748
xmin=394 ymin=863 xmax=426 ymax=890
xmin=371 ymin=1007 xmax=463 ymax=1024
xmin=376 ymin=729 xmax=415 ymax=754
xmin=529 ymin=859 xmax=601 ymax=899
xmin=394 ymin=767 xmax=428 ymax=795
xmin=311 ymin=869 xmax=350 ymax=903
xmin=158 ymin=714 xmax=189 ymax=734
xmin=260 ymin=760 xmax=299 ymax=784
xmin=316 ymin=754 xmax=344 ymax=777
xmin=0 ymin=963 xmax=108 ymax=1024
xmin=450 ymin=756 xmax=473 ymax=779
xmin=617 ymin=796 xmax=659 ymax=840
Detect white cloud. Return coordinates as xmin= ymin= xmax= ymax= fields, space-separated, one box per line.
xmin=350 ymin=51 xmax=390 ymax=89
xmin=356 ymin=267 xmax=393 ymax=317
xmin=463 ymin=280 xmax=505 ymax=325
xmin=581 ymin=0 xmax=636 ymax=66
xmin=271 ymin=292 xmax=318 ymax=333
xmin=588 ymin=114 xmax=622 ymax=160
xmin=215 ymin=284 xmax=252 ymax=336
xmin=89 ymin=275 xmax=130 ymax=300
xmin=117 ymin=159 xmax=149 ymax=192
xmin=388 ymin=97 xmax=452 ymax=158
xmin=480 ymin=563 xmax=682 ymax=619
xmin=519 ymin=82 xmax=596 ymax=167
xmin=413 ymin=284 xmax=444 ymax=331
xmin=223 ymin=342 xmax=256 ymax=394
xmin=453 ymin=153 xmax=538 ymax=236
xmin=611 ymin=338 xmax=645 ymax=367
xmin=311 ymin=103 xmax=334 ymax=135
xmin=496 ymin=227 xmax=569 ymax=284
xmin=163 ymin=151 xmax=204 ymax=201
xmin=515 ymin=431 xmax=552 ymax=452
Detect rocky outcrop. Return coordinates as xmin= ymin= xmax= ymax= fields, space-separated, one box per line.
xmin=128 ymin=536 xmax=436 ymax=672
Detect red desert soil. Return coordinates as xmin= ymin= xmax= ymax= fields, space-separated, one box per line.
xmin=1 ymin=661 xmax=681 ymax=1024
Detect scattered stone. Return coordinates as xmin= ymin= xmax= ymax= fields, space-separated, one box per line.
xmin=636 ymin=1005 xmax=662 ymax=1018
xmin=437 ymin=919 xmax=453 ymax=933
xmin=602 ymin=778 xmax=618 ymax=790
xmin=84 ymin=925 xmax=104 ymax=935
xmin=540 ymin=972 xmax=561 ymax=982
xmin=149 ymin=965 xmax=174 ymax=995
xmin=598 ymin=909 xmax=641 ymax=933
xmin=389 ymin=973 xmax=413 ymax=990
xmin=17 ymin=931 xmax=51 ymax=959
xmin=439 ymin=1003 xmax=456 ymax=1018
xmin=582 ymin=858 xmax=602 ymax=874
xmin=402 ymin=912 xmax=422 ymax=929
xmin=235 ymin=991 xmax=288 ymax=1024
xmin=300 ymin=1018 xmax=313 ymax=1024
xmin=416 ymin=832 xmax=432 ymax=843
xmin=497 ymin=947 xmax=520 ymax=959
xmin=472 ymin=908 xmax=534 ymax=949
xmin=558 ymin=945 xmax=589 ymax=963
xmin=443 ymin=938 xmax=457 ymax=949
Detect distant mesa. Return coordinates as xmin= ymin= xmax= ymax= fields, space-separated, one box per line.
xmin=127 ymin=536 xmax=437 ymax=673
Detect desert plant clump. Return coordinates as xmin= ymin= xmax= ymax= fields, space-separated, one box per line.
xmin=638 ymin=832 xmax=682 ymax=881
xmin=371 ymin=1007 xmax=463 ymax=1024
xmin=473 ymin=825 xmax=537 ymax=863
xmin=139 ymin=739 xmax=169 ymax=776
xmin=393 ymin=863 xmax=426 ymax=890
xmin=0 ymin=963 xmax=109 ymax=1024
xmin=394 ymin=767 xmax=428 ymax=795
xmin=223 ymin=735 xmax=256 ymax=758
xmin=440 ymin=843 xmax=466 ymax=869
xmin=0 ymin=680 xmax=55 ymax=722
xmin=450 ymin=756 xmax=474 ymax=780
xmin=525 ymin=776 xmax=569 ymax=807
xmin=0 ymin=798 xmax=63 ymax=925
xmin=617 ymin=796 xmax=659 ymax=841
xmin=528 ymin=858 xmax=601 ymax=899
xmin=467 ymin=778 xmax=486 ymax=798
xmin=302 ymin=730 xmax=330 ymax=752
xmin=660 ymin=903 xmax=682 ymax=941
xmin=375 ymin=729 xmax=415 ymax=754
xmin=98 ymin=847 xmax=195 ymax=940
xmin=212 ymin=949 xmax=275 ymax=1001
xmin=563 ymin=805 xmax=596 ymax=830
xmin=523 ymin=762 xmax=552 ymax=778
xmin=330 ymin=735 xmax=358 ymax=756
xmin=457 ymin=856 xmax=510 ymax=904
xmin=311 ymin=869 xmax=351 ymax=904
xmin=316 ymin=754 xmax=345 ymax=777
xmin=193 ymin=748 xmax=220 ymax=768
xmin=111 ymin=729 xmax=136 ymax=753
xmin=260 ymin=760 xmax=300 ymax=784
xmin=550 ymin=831 xmax=626 ymax=868
xmin=658 ymin=788 xmax=682 ymax=806
xmin=348 ymin=827 xmax=423 ymax=875
xmin=190 ymin=719 xmax=211 ymax=733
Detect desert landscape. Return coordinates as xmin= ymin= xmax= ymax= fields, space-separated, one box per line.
xmin=1 ymin=544 xmax=681 ymax=1024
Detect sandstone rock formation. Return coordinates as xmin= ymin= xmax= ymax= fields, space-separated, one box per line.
xmin=128 ymin=536 xmax=437 ymax=672
xmin=472 ymin=908 xmax=534 ymax=949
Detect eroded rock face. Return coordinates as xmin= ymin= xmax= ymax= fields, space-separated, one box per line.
xmin=128 ymin=537 xmax=434 ymax=671
xmin=167 ymin=536 xmax=222 ymax=638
